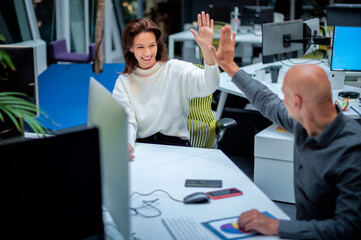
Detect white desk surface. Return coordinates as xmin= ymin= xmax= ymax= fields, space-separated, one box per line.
xmin=128 ymin=143 xmax=290 ymax=240
xmin=216 ymin=59 xmax=361 ymax=119
xmin=168 ymin=30 xmax=262 ymax=59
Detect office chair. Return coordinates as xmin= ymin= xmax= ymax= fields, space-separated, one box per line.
xmin=187 ymin=64 xmax=237 ymax=148
xmin=49 ymin=39 xmax=95 ymax=63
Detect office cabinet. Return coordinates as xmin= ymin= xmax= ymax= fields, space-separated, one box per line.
xmin=254 ymin=124 xmax=295 ymax=203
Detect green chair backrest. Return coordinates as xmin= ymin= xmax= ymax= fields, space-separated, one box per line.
xmin=187 ymin=64 xmax=217 ymax=148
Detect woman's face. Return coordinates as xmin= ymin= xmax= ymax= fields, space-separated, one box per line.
xmin=130 ymin=32 xmax=158 ymax=70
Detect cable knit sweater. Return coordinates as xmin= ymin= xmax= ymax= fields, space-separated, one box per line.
xmin=112 ymin=59 xmax=220 ymax=147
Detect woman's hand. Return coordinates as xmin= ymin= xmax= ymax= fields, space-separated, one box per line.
xmin=128 ymin=143 xmax=135 ymax=160
xmin=190 ymin=11 xmax=216 ymax=66
xmin=190 ymin=11 xmax=214 ymax=49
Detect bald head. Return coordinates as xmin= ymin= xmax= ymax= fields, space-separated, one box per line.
xmin=283 ymin=64 xmax=332 ymax=105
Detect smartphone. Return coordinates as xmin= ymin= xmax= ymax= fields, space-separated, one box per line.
xmin=185 ymin=179 xmax=222 ymax=188
xmin=206 ymin=188 xmax=243 ymax=200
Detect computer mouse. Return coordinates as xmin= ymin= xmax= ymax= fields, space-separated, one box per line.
xmin=183 ymin=192 xmax=210 ymax=204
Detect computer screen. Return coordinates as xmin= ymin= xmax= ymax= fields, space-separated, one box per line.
xmin=0 ymin=126 xmax=104 ymax=239
xmin=181 ymin=0 xmax=258 ymax=27
xmin=87 ymin=77 xmax=130 ymax=240
xmin=262 ymin=19 xmax=304 ymax=64
xmin=241 ymin=5 xmax=274 ymax=26
xmin=208 ymin=3 xmax=234 ymax=23
xmin=326 ymin=4 xmax=361 ymax=27
xmin=0 ymin=45 xmax=39 ymax=115
xmin=303 ymin=18 xmax=320 ymax=55
xmin=331 ymin=26 xmax=361 ymax=72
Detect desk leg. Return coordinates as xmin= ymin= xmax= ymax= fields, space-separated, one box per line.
xmin=215 ymin=91 xmax=228 ymax=120
xmin=169 ymin=38 xmax=175 ymax=59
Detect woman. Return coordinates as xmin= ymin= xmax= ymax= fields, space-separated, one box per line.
xmin=113 ymin=12 xmax=220 ymax=159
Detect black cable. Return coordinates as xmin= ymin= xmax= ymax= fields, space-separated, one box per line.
xmin=130 ymin=189 xmax=184 ymax=203
xmin=129 ymin=189 xmax=184 ymax=219
xmin=279 ymin=58 xmax=296 ymax=67
xmin=130 ymin=199 xmax=161 ymax=218
xmin=280 ymin=55 xmax=325 ymax=67
xmin=283 ymin=56 xmax=319 ymax=65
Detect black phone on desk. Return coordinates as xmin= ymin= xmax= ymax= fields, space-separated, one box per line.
xmin=185 ymin=179 xmax=222 ymax=188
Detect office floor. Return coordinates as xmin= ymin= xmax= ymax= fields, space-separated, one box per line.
xmin=228 ymin=154 xmax=296 ymax=221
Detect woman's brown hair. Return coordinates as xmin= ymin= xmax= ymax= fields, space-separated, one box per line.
xmin=122 ymin=18 xmax=169 ymax=74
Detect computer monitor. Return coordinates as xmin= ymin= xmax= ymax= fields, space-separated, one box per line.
xmin=0 ymin=126 xmax=104 ymax=239
xmin=331 ymin=26 xmax=361 ymax=72
xmin=303 ymin=18 xmax=320 ymax=55
xmin=326 ymin=4 xmax=361 ymax=27
xmin=208 ymin=3 xmax=234 ymax=23
xmin=87 ymin=77 xmax=130 ymax=239
xmin=241 ymin=5 xmax=274 ymax=26
xmin=262 ymin=19 xmax=304 ymax=64
xmin=181 ymin=0 xmax=258 ymax=27
xmin=0 ymin=45 xmax=39 ymax=115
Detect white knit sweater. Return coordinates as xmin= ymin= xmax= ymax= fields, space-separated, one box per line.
xmin=112 ymin=59 xmax=220 ymax=147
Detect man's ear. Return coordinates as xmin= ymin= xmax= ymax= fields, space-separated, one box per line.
xmin=294 ymin=95 xmax=302 ymax=109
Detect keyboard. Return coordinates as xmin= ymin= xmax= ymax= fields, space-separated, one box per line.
xmin=162 ymin=217 xmax=216 ymax=240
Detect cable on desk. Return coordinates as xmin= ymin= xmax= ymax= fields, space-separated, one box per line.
xmin=129 ymin=189 xmax=184 ymax=218
xmin=280 ymin=57 xmax=325 ymax=67
xmin=130 ymin=189 xmax=184 ymax=202
xmin=130 ymin=198 xmax=162 ymax=218
xmin=281 ymin=58 xmax=315 ymax=66
xmin=310 ymin=48 xmax=327 ymax=60
xmin=319 ymin=59 xmax=330 ymax=68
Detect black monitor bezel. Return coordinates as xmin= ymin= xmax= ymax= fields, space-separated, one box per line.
xmin=326 ymin=4 xmax=361 ymax=27
xmin=0 ymin=126 xmax=104 ymax=239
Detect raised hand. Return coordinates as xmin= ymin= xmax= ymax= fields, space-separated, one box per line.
xmin=209 ymin=25 xmax=239 ymax=76
xmin=190 ymin=11 xmax=216 ymax=66
xmin=190 ymin=11 xmax=214 ymax=49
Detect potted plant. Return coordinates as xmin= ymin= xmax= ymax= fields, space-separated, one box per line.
xmin=0 ymin=34 xmax=47 ymax=141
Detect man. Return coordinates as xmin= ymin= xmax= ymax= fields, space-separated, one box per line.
xmin=209 ymin=25 xmax=361 ymax=239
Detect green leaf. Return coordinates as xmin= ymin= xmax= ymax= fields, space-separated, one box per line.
xmin=0 ymin=92 xmax=26 ymax=97
xmin=0 ymin=92 xmax=48 ymax=139
xmin=0 ymin=107 xmax=21 ymax=130
xmin=0 ymin=49 xmax=16 ymax=71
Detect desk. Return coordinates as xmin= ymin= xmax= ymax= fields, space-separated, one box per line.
xmin=123 ymin=143 xmax=290 ymax=239
xmin=216 ymin=59 xmax=361 ymax=120
xmin=38 ymin=64 xmax=290 ymax=239
xmin=168 ymin=30 xmax=262 ymax=59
